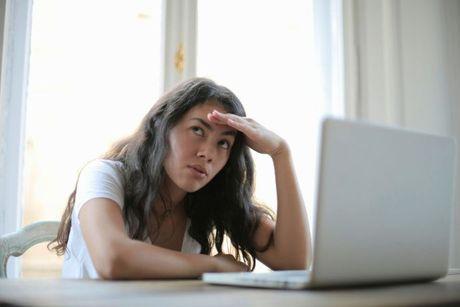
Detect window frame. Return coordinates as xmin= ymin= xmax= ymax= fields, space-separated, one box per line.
xmin=0 ymin=0 xmax=33 ymax=278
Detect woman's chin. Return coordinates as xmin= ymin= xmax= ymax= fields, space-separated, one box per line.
xmin=179 ymin=182 xmax=206 ymax=193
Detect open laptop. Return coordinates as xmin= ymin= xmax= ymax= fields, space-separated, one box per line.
xmin=202 ymin=117 xmax=456 ymax=289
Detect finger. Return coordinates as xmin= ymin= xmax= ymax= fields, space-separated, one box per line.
xmin=208 ymin=112 xmax=247 ymax=133
xmin=213 ymin=111 xmax=259 ymax=133
xmin=209 ymin=111 xmax=258 ymax=139
xmin=207 ymin=113 xmax=235 ymax=129
xmin=212 ymin=111 xmax=253 ymax=131
xmin=207 ymin=112 xmax=227 ymax=125
xmin=211 ymin=110 xmax=244 ymax=122
xmin=227 ymin=118 xmax=258 ymax=138
xmin=240 ymin=263 xmax=250 ymax=272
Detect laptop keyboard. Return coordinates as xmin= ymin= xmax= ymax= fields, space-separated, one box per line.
xmin=237 ymin=270 xmax=311 ymax=282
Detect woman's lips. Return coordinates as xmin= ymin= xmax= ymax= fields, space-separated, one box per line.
xmin=188 ymin=166 xmax=207 ymax=178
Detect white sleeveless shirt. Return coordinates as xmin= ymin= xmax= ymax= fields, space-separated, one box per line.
xmin=61 ymin=159 xmax=202 ymax=279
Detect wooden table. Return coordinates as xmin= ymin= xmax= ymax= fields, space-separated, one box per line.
xmin=1 ymin=274 xmax=460 ymax=307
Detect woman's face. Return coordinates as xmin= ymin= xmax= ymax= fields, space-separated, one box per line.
xmin=163 ymin=101 xmax=238 ymax=196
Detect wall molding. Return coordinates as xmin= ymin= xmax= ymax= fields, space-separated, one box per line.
xmin=161 ymin=0 xmax=197 ymax=92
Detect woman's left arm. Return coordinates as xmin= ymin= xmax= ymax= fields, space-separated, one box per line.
xmin=258 ymin=142 xmax=312 ymax=270
xmin=208 ymin=110 xmax=312 ymax=270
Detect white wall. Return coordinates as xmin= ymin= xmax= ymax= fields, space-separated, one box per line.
xmin=344 ymin=0 xmax=460 ymax=268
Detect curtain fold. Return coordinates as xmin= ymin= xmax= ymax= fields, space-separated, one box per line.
xmin=341 ymin=0 xmax=460 ymax=269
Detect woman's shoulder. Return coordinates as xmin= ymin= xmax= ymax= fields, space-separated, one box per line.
xmin=82 ymin=158 xmax=123 ymax=172
xmin=74 ymin=158 xmax=126 ymax=217
xmin=79 ymin=158 xmax=124 ymax=181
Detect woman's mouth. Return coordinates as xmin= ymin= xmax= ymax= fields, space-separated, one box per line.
xmin=187 ymin=165 xmax=207 ymax=178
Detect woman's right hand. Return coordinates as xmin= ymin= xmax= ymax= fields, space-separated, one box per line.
xmin=213 ymin=253 xmax=250 ymax=272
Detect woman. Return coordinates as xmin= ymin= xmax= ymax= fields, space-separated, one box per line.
xmin=50 ymin=77 xmax=312 ymax=279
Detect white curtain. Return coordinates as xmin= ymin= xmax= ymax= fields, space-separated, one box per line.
xmin=342 ymin=0 xmax=460 ymax=268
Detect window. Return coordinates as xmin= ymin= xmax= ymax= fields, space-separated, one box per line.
xmin=21 ymin=0 xmax=162 ymax=277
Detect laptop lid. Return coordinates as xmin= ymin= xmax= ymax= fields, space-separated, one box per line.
xmin=311 ymin=118 xmax=456 ymax=286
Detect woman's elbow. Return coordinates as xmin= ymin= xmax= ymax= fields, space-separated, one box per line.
xmin=97 ymin=260 xmax=121 ymax=280
xmin=94 ymin=246 xmax=127 ymax=280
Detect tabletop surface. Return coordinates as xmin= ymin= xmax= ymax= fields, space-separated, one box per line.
xmin=1 ymin=274 xmax=460 ymax=307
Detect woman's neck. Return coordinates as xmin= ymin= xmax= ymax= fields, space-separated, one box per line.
xmin=154 ymin=175 xmax=187 ymax=216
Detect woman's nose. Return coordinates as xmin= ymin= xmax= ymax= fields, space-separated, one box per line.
xmin=197 ymin=143 xmax=216 ymax=162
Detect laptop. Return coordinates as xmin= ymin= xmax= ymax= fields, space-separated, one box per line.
xmin=202 ymin=117 xmax=456 ymax=289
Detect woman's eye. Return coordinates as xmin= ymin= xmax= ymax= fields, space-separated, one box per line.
xmin=219 ymin=140 xmax=230 ymax=150
xmin=191 ymin=126 xmax=204 ymax=136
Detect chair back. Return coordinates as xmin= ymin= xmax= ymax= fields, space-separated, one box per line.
xmin=0 ymin=221 xmax=60 ymax=278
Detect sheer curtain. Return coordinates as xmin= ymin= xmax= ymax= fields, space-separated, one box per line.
xmin=341 ymin=0 xmax=460 ymax=269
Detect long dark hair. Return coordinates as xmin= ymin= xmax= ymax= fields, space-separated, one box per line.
xmin=49 ymin=77 xmax=275 ymax=270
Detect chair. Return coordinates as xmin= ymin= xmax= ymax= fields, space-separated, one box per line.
xmin=0 ymin=221 xmax=60 ymax=278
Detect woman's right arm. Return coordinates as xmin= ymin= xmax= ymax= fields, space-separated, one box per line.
xmin=79 ymin=198 xmax=247 ymax=279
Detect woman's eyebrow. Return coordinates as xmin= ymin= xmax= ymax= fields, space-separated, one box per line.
xmin=190 ymin=117 xmax=237 ymax=136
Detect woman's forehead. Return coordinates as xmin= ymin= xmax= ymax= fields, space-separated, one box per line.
xmin=180 ymin=102 xmax=237 ymax=134
xmin=187 ymin=101 xmax=229 ymax=115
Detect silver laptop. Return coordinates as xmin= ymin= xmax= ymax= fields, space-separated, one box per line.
xmin=202 ymin=117 xmax=456 ymax=289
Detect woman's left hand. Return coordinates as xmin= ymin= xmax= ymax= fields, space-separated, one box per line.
xmin=208 ymin=110 xmax=287 ymax=158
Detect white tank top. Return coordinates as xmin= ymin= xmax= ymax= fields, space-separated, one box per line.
xmin=61 ymin=159 xmax=201 ymax=279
